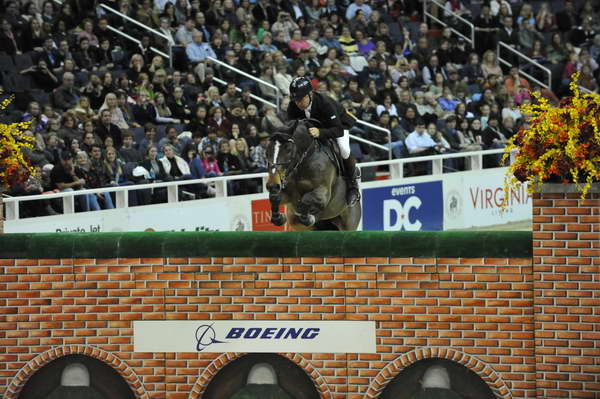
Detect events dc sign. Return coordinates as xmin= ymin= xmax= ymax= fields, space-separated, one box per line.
xmin=362 ymin=181 xmax=443 ymax=231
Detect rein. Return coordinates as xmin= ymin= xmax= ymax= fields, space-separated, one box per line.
xmin=280 ymin=138 xmax=316 ymax=189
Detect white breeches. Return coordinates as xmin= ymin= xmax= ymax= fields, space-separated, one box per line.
xmin=337 ymin=129 xmax=351 ymax=159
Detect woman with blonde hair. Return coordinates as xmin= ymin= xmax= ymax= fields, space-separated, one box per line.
xmin=481 ymin=50 xmax=503 ymax=78
xmin=135 ymin=72 xmax=153 ymax=99
xmin=99 ymin=92 xmax=129 ymax=129
xmin=70 ymin=96 xmax=96 ymax=124
xmin=148 ymin=56 xmax=165 ymax=74
xmin=127 ymin=53 xmax=147 ymax=82
xmin=153 ymin=92 xmax=181 ymax=124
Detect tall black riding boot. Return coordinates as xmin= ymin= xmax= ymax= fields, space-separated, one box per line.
xmin=343 ymin=156 xmax=361 ymax=206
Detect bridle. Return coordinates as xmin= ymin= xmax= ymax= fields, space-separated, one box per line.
xmin=280 ymin=139 xmax=315 ymax=189
xmin=269 ymin=121 xmax=317 ymax=190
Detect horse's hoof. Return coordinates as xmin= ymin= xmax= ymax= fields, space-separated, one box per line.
xmin=271 ymin=213 xmax=287 ymax=226
xmin=298 ymin=214 xmax=315 ymax=227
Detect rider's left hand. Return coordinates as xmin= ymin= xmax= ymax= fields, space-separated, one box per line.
xmin=309 ymin=127 xmax=320 ymax=137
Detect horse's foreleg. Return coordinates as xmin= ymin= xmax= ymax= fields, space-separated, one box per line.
xmin=269 ymin=192 xmax=287 ymax=226
xmin=296 ymin=187 xmax=329 ymax=227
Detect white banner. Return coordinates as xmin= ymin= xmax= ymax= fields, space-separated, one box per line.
xmin=443 ymin=168 xmax=531 ymax=229
xmin=4 ymin=194 xmax=266 ymax=233
xmin=133 ymin=321 xmax=376 ymax=353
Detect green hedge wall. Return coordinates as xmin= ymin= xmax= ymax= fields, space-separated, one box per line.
xmin=0 ymin=231 xmax=532 ymax=259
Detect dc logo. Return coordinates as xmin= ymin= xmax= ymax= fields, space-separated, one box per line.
xmin=383 ymin=197 xmax=422 ymax=231
xmin=195 ymin=324 xmax=227 ymax=352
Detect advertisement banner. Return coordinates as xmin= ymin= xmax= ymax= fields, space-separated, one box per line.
xmin=361 ymin=181 xmax=443 ymax=231
xmin=461 ymin=168 xmax=531 ymax=228
xmin=134 ymin=321 xmax=376 ymax=353
xmin=251 ymin=199 xmax=288 ymax=231
xmin=4 ymin=195 xmax=262 ymax=233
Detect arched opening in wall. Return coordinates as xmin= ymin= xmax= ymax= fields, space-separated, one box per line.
xmin=18 ymin=354 xmax=136 ymax=399
xmin=203 ymin=353 xmax=321 ymax=399
xmin=379 ymin=358 xmax=496 ymax=399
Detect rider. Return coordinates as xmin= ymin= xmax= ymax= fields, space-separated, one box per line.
xmin=287 ymin=76 xmax=361 ymax=206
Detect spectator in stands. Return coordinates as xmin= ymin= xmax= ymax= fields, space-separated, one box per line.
xmin=480 ymin=50 xmax=503 ymax=79
xmin=405 ymin=119 xmax=437 ymax=156
xmin=138 ymin=123 xmax=158 ymax=156
xmin=474 ymin=4 xmax=499 ymax=55
xmin=427 ymin=123 xmax=454 ymax=172
xmin=346 ymin=0 xmax=372 ymax=20
xmin=176 ymin=17 xmax=199 ymax=46
xmin=140 ymin=145 xmax=169 ymax=185
xmin=50 ymin=151 xmax=90 ymax=211
xmin=77 ymin=18 xmax=98 ymax=47
xmin=53 ymin=72 xmax=80 ymax=112
xmin=198 ymin=127 xmax=222 ymax=155
xmin=153 ymin=92 xmax=182 ymax=124
xmin=69 ymin=96 xmax=95 ymax=124
xmin=271 ymin=11 xmax=298 ymax=42
xmin=99 ymin=93 xmax=129 ymax=130
xmin=158 ymin=125 xmax=185 ymax=155
xmin=120 ymin=131 xmax=143 ymax=163
xmin=75 ymin=150 xmax=114 ymax=210
xmin=57 ymin=112 xmax=80 ymax=147
xmin=505 ymin=67 xmax=531 ymax=100
xmin=96 ymin=109 xmax=123 ymax=149
xmin=518 ymin=19 xmax=544 ymax=53
xmin=186 ymin=31 xmax=216 ymax=82
xmin=251 ymin=132 xmax=269 ymax=172
xmin=200 ymin=146 xmax=222 ymax=177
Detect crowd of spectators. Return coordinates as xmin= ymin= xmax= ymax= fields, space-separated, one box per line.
xmin=1 ymin=0 xmax=598 ymax=218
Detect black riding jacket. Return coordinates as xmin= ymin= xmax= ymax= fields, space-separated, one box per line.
xmin=287 ymin=92 xmax=354 ymax=140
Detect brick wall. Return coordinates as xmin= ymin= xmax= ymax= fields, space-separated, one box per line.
xmin=0 ymin=256 xmax=536 ymax=399
xmin=532 ymin=186 xmax=600 ymax=398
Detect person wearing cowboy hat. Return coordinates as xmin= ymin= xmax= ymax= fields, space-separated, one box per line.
xmin=251 ymin=131 xmax=271 ymax=172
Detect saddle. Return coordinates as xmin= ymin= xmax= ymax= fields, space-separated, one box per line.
xmin=318 ymin=139 xmax=344 ymax=177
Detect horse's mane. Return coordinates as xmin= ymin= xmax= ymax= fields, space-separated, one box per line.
xmin=272 ymin=120 xmax=312 ymax=149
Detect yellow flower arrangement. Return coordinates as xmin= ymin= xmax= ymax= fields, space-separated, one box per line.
xmin=0 ymin=96 xmax=36 ymax=189
xmin=503 ymin=73 xmax=600 ymax=200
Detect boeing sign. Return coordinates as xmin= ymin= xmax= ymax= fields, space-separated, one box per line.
xmin=134 ymin=321 xmax=375 ymax=353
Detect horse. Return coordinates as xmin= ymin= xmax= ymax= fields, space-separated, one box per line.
xmin=265 ymin=119 xmax=361 ymax=231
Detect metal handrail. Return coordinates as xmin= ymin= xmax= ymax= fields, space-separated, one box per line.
xmin=212 ymin=76 xmax=277 ymax=108
xmin=100 ymin=4 xmax=169 ymax=41
xmin=106 ymin=25 xmax=169 ymax=59
xmin=99 ymin=3 xmax=173 ymax=67
xmin=497 ymin=42 xmax=552 ymax=90
xmin=423 ymin=0 xmax=475 ymax=45
xmin=353 ymin=119 xmax=392 ymax=160
xmin=208 ymin=56 xmax=281 ymax=108
xmin=3 ymin=148 xmax=513 ymax=221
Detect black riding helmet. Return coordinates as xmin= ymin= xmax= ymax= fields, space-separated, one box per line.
xmin=289 ymin=76 xmax=312 ymax=101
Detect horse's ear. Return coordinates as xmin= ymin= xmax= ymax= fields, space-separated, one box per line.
xmin=270 ymin=132 xmax=290 ymax=143
xmin=274 ymin=120 xmax=298 ymax=137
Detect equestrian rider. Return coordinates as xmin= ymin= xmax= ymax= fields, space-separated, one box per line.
xmin=287 ymin=76 xmax=361 ymax=206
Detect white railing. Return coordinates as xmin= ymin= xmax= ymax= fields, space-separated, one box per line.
xmin=106 ymin=25 xmax=169 ymax=59
xmin=360 ymin=147 xmax=513 ymax=180
xmin=208 ymin=56 xmax=281 ymax=108
xmin=99 ymin=3 xmax=173 ymax=67
xmin=423 ymin=0 xmax=475 ymax=45
xmin=497 ymin=42 xmax=551 ymax=90
xmin=2 ymin=172 xmax=268 ymax=221
xmin=352 ymin=119 xmax=392 ymax=160
xmin=3 ymin=148 xmax=513 ymax=221
xmin=212 ymin=77 xmax=277 ymax=108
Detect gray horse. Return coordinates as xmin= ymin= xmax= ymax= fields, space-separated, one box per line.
xmin=265 ymin=120 xmax=361 ymax=231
